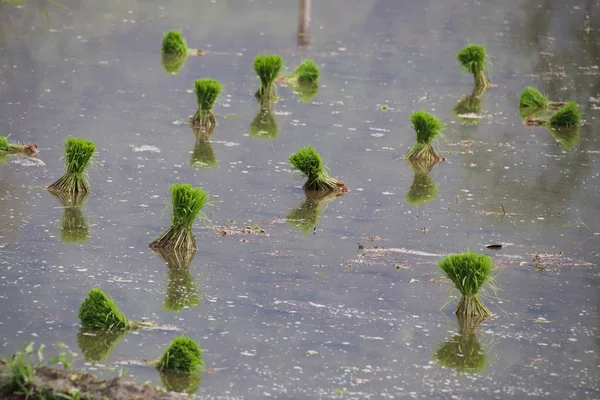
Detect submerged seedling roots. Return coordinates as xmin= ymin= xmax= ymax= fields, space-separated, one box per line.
xmin=456 ymin=294 xmax=491 ymax=318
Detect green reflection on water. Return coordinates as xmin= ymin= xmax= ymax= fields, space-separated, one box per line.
xmin=49 ymin=190 xmax=90 ymax=243
xmin=405 ymin=159 xmax=439 ymax=207
xmin=153 ymin=248 xmax=202 ymax=312
xmin=77 ymin=329 xmax=128 ymax=363
xmin=287 ymin=190 xmax=343 ymax=235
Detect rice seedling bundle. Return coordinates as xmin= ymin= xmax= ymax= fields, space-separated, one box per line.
xmin=78 ymin=288 xmax=130 ymax=331
xmin=434 ymin=333 xmax=487 ymax=373
xmin=162 ymin=31 xmax=187 ymax=56
xmin=438 ymin=252 xmax=496 ymax=318
xmin=519 ymin=86 xmax=549 ymax=110
xmin=0 ymin=135 xmax=39 ymax=155
xmin=190 ymin=78 xmax=222 ymax=129
xmin=254 ymin=54 xmax=283 ymax=102
xmin=406 ymin=110 xmax=443 ymax=163
xmin=289 ymin=145 xmax=347 ymax=192
xmin=457 ymin=44 xmax=491 ymax=90
xmin=158 ymin=336 xmax=203 ymax=373
xmin=548 ymin=102 xmax=580 ymax=127
xmin=48 ymin=137 xmax=95 ymax=195
xmin=150 ymin=184 xmax=210 ymax=251
xmin=290 ymin=58 xmax=320 ymax=84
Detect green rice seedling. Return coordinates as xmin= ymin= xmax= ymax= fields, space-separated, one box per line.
xmin=153 ymin=248 xmax=201 ymax=312
xmin=434 ymin=333 xmax=487 ymax=373
xmin=287 ymin=58 xmax=320 ymax=84
xmin=157 ymin=336 xmax=203 ymax=374
xmin=159 ymin=369 xmax=202 ymax=395
xmin=0 ymin=136 xmax=8 ymax=152
xmin=519 ymin=86 xmax=549 ymax=110
xmin=150 ymin=184 xmax=210 ymax=251
xmin=77 ymin=329 xmax=128 ymax=363
xmin=405 ymin=159 xmax=439 ymax=206
xmin=190 ymin=78 xmax=222 ymax=129
xmin=0 ymin=135 xmax=39 ymax=156
xmin=549 ymin=126 xmax=580 ymax=150
xmin=47 ymin=137 xmax=95 ymax=195
xmin=161 ymin=52 xmax=187 ymax=75
xmin=453 ymin=95 xmax=482 ymax=124
xmin=289 ymin=145 xmax=348 ymax=192
xmin=78 ymin=288 xmax=131 ymax=331
xmin=254 ymin=54 xmax=283 ymax=102
xmin=406 ymin=110 xmax=444 ymax=163
xmin=286 ymin=190 xmax=343 ymax=235
xmin=456 ymin=44 xmax=491 ymax=91
xmin=548 ymin=102 xmax=580 ymax=127
xmin=250 ymin=104 xmax=279 ymax=139
xmin=438 ymin=252 xmax=496 ymax=318
xmin=162 ymin=31 xmax=187 ymax=56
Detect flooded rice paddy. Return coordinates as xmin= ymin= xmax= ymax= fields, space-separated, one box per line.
xmin=0 ymin=0 xmax=599 ymax=398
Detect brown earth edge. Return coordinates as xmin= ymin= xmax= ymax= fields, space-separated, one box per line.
xmin=0 ymin=365 xmax=192 ymax=400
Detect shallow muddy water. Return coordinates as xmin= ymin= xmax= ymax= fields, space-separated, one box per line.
xmin=0 ymin=0 xmax=599 ymax=398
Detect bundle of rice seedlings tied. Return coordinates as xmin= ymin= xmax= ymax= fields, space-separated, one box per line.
xmin=77 ymin=329 xmax=128 ymax=363
xmin=438 ymin=252 xmax=496 ymax=318
xmin=548 ymin=102 xmax=580 ymax=128
xmin=405 ymin=159 xmax=439 ymax=206
xmin=150 ymin=183 xmax=210 ymax=251
xmin=434 ymin=333 xmax=487 ymax=373
xmin=157 ymin=335 xmax=204 ymax=374
xmin=406 ymin=110 xmax=444 ymax=163
xmin=153 ymin=248 xmax=201 ymax=312
xmin=250 ymin=104 xmax=279 ymax=139
xmin=161 ymin=31 xmax=188 ymax=74
xmin=286 ymin=190 xmax=343 ymax=235
xmin=0 ymin=135 xmax=39 ymax=156
xmin=78 ymin=288 xmax=133 ymax=331
xmin=48 ymin=137 xmax=96 ymax=195
xmin=254 ymin=54 xmax=283 ymax=103
xmin=289 ymin=145 xmax=348 ymax=192
xmin=289 ymin=58 xmax=320 ymax=85
xmin=457 ymin=44 xmax=491 ymax=92
xmin=190 ymin=78 xmax=222 ymax=130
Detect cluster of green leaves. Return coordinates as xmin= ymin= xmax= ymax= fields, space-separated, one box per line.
xmin=549 ymin=102 xmax=580 ymax=127
xmin=158 ymin=336 xmax=203 ymax=373
xmin=78 ymin=288 xmax=129 ymax=331
xmin=170 ymin=183 xmax=210 ymax=229
xmin=194 ymin=78 xmax=222 ymax=111
xmin=64 ymin=137 xmax=95 ymax=174
xmin=456 ymin=44 xmax=487 ymax=75
xmin=438 ymin=252 xmax=495 ymax=296
xmin=162 ymin=31 xmax=187 ymax=55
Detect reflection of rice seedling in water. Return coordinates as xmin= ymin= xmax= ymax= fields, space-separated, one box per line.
xmin=48 ymin=138 xmax=95 ymax=195
xmin=289 ymin=145 xmax=348 ymax=192
xmin=457 ymin=44 xmax=491 ymax=91
xmin=453 ymin=95 xmax=482 ymax=124
xmin=159 ymin=370 xmax=202 ymax=395
xmin=153 ymin=248 xmax=201 ymax=312
xmin=293 ymin=82 xmax=319 ymax=103
xmin=77 ymin=329 xmax=128 ymax=363
xmin=406 ymin=110 xmax=443 ymax=163
xmin=150 ymin=184 xmax=210 ymax=251
xmin=254 ymin=54 xmax=283 ymax=102
xmin=438 ymin=252 xmax=496 ymax=318
xmin=161 ymin=52 xmax=187 ymax=75
xmin=78 ymin=288 xmax=131 ymax=331
xmin=190 ymin=79 xmax=221 ymax=130
xmin=191 ymin=131 xmax=217 ymax=168
xmin=434 ymin=332 xmax=487 ymax=373
xmin=250 ymin=104 xmax=279 ymax=139
xmin=548 ymin=102 xmax=580 ymax=128
xmin=549 ymin=126 xmax=580 ymax=150
xmin=50 ymin=191 xmax=89 ymax=243
xmin=286 ymin=190 xmax=343 ymax=235
xmin=162 ymin=31 xmax=187 ymax=56
xmin=158 ymin=336 xmax=203 ymax=373
xmin=405 ymin=159 xmax=439 ymax=206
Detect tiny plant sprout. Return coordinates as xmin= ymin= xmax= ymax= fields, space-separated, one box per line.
xmin=190 ymin=78 xmax=222 ymax=130
xmin=158 ymin=335 xmax=203 ymax=374
xmin=48 ymin=137 xmax=96 ymax=195
xmin=456 ymin=44 xmax=491 ymax=91
xmin=250 ymin=104 xmax=279 ymax=139
xmin=434 ymin=333 xmax=487 ymax=373
xmin=289 ymin=145 xmax=348 ymax=192
xmin=162 ymin=31 xmax=187 ymax=56
xmin=78 ymin=288 xmax=130 ymax=331
xmin=254 ymin=54 xmax=283 ymax=103
xmin=406 ymin=110 xmax=443 ymax=164
xmin=150 ymin=184 xmax=210 ymax=251
xmin=548 ymin=102 xmax=580 ymax=128
xmin=438 ymin=252 xmax=496 ymax=318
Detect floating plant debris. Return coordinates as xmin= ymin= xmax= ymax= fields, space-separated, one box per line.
xmin=289 ymin=145 xmax=348 ymax=192
xmin=406 ymin=110 xmax=444 ymax=164
xmin=486 ymin=244 xmax=503 ymax=251
xmin=47 ymin=137 xmax=96 ymax=195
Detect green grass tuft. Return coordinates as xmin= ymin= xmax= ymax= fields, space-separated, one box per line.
xmin=78 ymin=288 xmax=129 ymax=331
xmin=162 ymin=31 xmax=187 ymax=56
xmin=158 ymin=336 xmax=203 ymax=373
xmin=289 ymin=146 xmax=347 ymax=192
xmin=190 ymin=79 xmax=222 ymax=128
xmin=434 ymin=334 xmax=487 ymax=373
xmin=292 ymin=58 xmax=320 ymax=84
xmin=457 ymin=44 xmax=490 ymax=89
xmin=548 ymin=102 xmax=580 ymax=127
xmin=48 ymin=137 xmax=96 ymax=195
xmin=406 ymin=111 xmax=443 ymax=163
xmin=254 ymin=54 xmax=283 ymax=102
xmin=150 ymin=184 xmax=210 ymax=251
xmin=438 ymin=252 xmax=496 ymax=318
xmin=519 ymin=86 xmax=549 ymax=110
